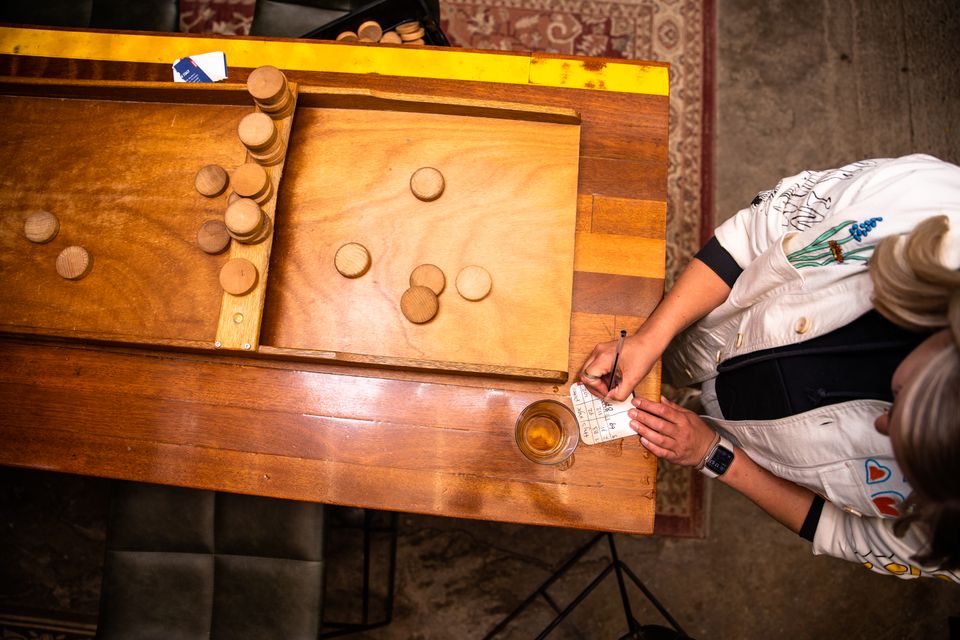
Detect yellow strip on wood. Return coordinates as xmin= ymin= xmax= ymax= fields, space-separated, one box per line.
xmin=574 ymin=233 xmax=666 ymax=279
xmin=530 ymin=54 xmax=669 ymax=96
xmin=0 ymin=27 xmax=669 ymax=96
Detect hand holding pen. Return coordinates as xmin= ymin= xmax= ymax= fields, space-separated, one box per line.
xmin=580 ymin=329 xmax=630 ymax=401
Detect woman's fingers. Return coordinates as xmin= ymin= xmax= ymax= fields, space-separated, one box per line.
xmin=630 ymin=420 xmax=676 ymax=449
xmin=629 ymin=404 xmax=678 ymax=437
xmin=638 ymin=434 xmax=676 ymax=461
xmin=632 ymin=396 xmax=685 ymax=422
xmin=579 ymin=343 xmax=616 ymax=397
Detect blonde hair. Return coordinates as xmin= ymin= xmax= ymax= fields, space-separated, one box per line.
xmin=870 ymin=215 xmax=960 ymax=569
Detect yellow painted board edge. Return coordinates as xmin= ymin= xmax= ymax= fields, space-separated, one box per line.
xmin=0 ymin=26 xmax=669 ymax=96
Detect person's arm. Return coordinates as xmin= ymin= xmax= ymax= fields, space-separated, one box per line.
xmin=628 ymin=396 xmax=815 ymax=532
xmin=580 ymin=258 xmax=731 ymax=401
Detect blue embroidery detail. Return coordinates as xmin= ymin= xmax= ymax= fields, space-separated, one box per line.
xmin=848 ymin=217 xmax=883 ymax=242
xmin=870 ymin=490 xmax=906 ymax=504
xmin=865 ymin=458 xmax=892 ymax=484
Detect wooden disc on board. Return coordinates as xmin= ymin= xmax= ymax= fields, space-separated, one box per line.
xmin=196 ymin=219 xmax=231 ymax=254
xmin=238 ymin=112 xmax=277 ymax=151
xmin=23 ymin=210 xmax=59 ymax=243
xmin=335 ymin=242 xmax=371 ymax=278
xmin=219 ymin=258 xmax=258 ymax=296
xmin=336 ymin=31 xmax=359 ymax=42
xmin=410 ymin=167 xmax=445 ymax=201
xmin=358 ymin=20 xmax=383 ymax=42
xmin=56 ymin=246 xmax=91 ymax=280
xmin=224 ymin=198 xmax=264 ymax=237
xmin=379 ymin=31 xmax=402 ymax=44
xmin=232 ymin=163 xmax=270 ymax=200
xmin=195 ymin=164 xmax=228 ymax=197
xmin=395 ymin=21 xmax=421 ymax=35
xmin=401 ymin=285 xmax=439 ymax=324
xmin=456 ymin=265 xmax=492 ymax=301
xmin=400 ymin=27 xmax=426 ymax=42
xmin=246 ymin=66 xmax=287 ymax=103
xmin=409 ymin=263 xmax=445 ymax=295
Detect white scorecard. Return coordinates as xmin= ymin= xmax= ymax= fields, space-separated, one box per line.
xmin=569 ymin=383 xmax=637 ymax=445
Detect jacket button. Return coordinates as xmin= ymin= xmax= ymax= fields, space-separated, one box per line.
xmin=795 ymin=317 xmax=811 ymax=334
xmin=843 ymin=505 xmax=863 ymax=517
xmin=735 ymin=333 xmax=743 ymax=348
xmin=715 ymin=350 xmax=722 ymax=363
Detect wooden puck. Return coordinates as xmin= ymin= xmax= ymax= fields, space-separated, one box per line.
xmin=196 ymin=219 xmax=231 ymax=254
xmin=410 ymin=263 xmax=445 ymax=295
xmin=410 ymin=167 xmax=445 ymax=201
xmin=232 ymin=163 xmax=270 ymax=201
xmin=219 ymin=258 xmax=258 ymax=296
xmin=405 ymin=38 xmax=426 ymax=45
xmin=247 ymin=142 xmax=285 ymax=166
xmin=400 ymin=27 xmax=426 ymax=42
xmin=239 ymin=215 xmax=273 ymax=245
xmin=401 ymin=285 xmax=439 ymax=324
xmin=195 ymin=164 xmax=228 ymax=197
xmin=23 ymin=210 xmax=59 ymax=243
xmin=358 ymin=20 xmax=383 ymax=42
xmin=379 ymin=31 xmax=402 ymax=44
xmin=238 ymin=112 xmax=277 ymax=151
xmin=335 ymin=242 xmax=371 ymax=278
xmin=395 ymin=20 xmax=421 ymax=35
xmin=456 ymin=265 xmax=492 ymax=301
xmin=225 ymin=198 xmax=264 ymax=238
xmin=247 ymin=66 xmax=287 ymax=103
xmin=336 ymin=31 xmax=359 ymax=42
xmin=56 ymin=246 xmax=91 ymax=280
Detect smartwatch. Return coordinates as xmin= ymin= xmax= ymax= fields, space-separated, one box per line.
xmin=699 ymin=435 xmax=735 ymax=479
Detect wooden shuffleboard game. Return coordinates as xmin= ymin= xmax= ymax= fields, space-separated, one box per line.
xmin=0 ymin=75 xmax=581 ymax=381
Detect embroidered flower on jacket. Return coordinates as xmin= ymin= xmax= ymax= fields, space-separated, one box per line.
xmin=787 ymin=217 xmax=885 ymax=268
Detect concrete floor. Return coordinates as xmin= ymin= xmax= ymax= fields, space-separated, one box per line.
xmin=2 ymin=1 xmax=959 ymax=638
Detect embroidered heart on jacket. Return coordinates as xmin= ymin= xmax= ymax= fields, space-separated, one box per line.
xmin=872 ymin=495 xmax=901 ymax=517
xmin=865 ymin=458 xmax=892 ymax=484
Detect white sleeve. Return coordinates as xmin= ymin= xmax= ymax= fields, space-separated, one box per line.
xmin=812 ymin=501 xmax=960 ymax=582
xmin=713 ymin=155 xmax=960 ymax=269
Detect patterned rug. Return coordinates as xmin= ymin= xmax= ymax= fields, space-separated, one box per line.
xmin=178 ymin=0 xmax=714 ymax=538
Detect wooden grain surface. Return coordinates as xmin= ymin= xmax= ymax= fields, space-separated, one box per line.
xmin=0 ymin=80 xmax=253 ymax=345
xmin=0 ymin=32 xmax=667 ymax=535
xmin=261 ymin=99 xmax=580 ymax=378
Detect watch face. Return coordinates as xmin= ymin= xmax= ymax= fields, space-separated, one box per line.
xmin=705 ymin=445 xmax=734 ymax=475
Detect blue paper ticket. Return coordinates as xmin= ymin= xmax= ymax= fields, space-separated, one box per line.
xmin=569 ymin=383 xmax=636 ymax=445
xmin=172 ymin=52 xmax=228 ymax=83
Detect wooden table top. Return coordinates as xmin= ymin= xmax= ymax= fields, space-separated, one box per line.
xmin=0 ymin=26 xmax=668 ymax=534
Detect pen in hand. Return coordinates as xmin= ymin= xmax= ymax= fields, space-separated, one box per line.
xmin=606 ymin=329 xmax=627 ymax=391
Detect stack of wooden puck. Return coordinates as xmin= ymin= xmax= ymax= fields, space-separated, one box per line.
xmin=231 ymin=162 xmax=273 ymax=205
xmin=246 ymin=65 xmax=293 ymax=119
xmin=238 ymin=112 xmax=284 ymax=166
xmin=395 ymin=20 xmax=426 ymax=45
xmin=336 ymin=19 xmax=426 ymax=45
xmin=224 ymin=198 xmax=272 ymax=245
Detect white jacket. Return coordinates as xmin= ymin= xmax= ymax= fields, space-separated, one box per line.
xmin=665 ymin=154 xmax=960 ymax=581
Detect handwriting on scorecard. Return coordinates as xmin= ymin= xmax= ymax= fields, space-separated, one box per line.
xmin=569 ymin=383 xmax=637 ymax=445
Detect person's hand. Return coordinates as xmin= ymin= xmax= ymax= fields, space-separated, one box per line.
xmin=579 ymin=334 xmax=660 ymax=402
xmin=628 ymin=396 xmax=717 ymax=467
